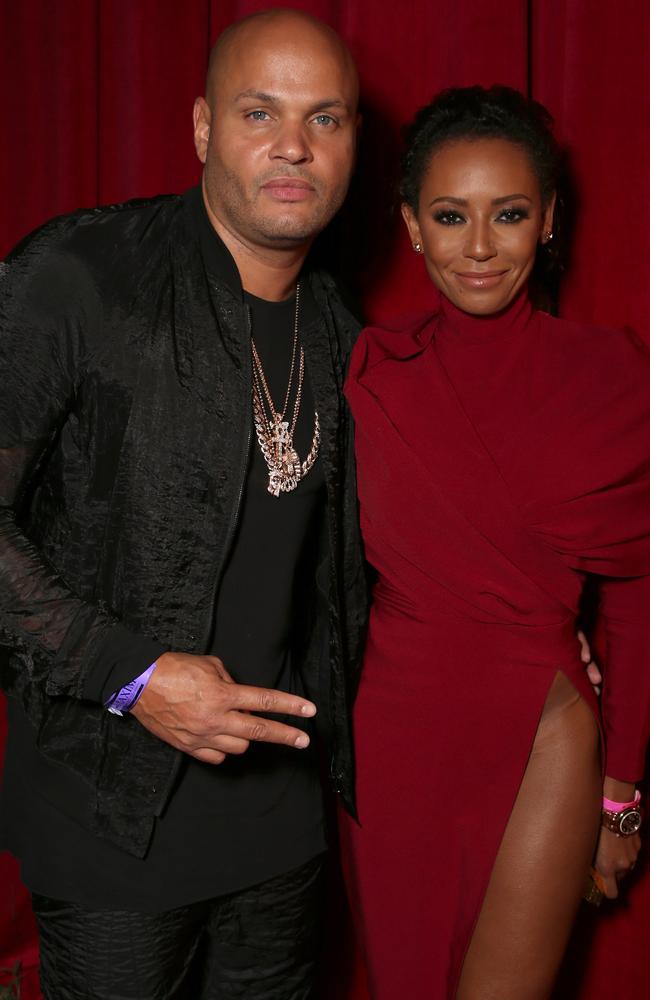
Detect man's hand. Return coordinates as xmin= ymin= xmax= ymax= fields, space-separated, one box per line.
xmin=577 ymin=629 xmax=602 ymax=695
xmin=131 ymin=652 xmax=316 ymax=764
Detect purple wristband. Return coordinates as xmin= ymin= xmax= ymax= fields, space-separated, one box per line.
xmin=105 ymin=661 xmax=158 ymax=716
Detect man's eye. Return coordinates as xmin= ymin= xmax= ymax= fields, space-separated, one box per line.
xmin=433 ymin=211 xmax=465 ymax=225
xmin=497 ymin=208 xmax=529 ymax=223
xmin=313 ymin=114 xmax=336 ymax=127
xmin=247 ymin=110 xmax=271 ymax=121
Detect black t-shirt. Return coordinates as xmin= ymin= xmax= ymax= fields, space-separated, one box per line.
xmin=0 ymin=194 xmax=328 ymax=912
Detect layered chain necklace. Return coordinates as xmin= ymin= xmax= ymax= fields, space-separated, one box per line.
xmin=251 ymin=283 xmax=320 ymax=497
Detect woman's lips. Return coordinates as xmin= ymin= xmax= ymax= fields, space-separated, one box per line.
xmin=261 ymin=178 xmax=315 ymax=202
xmin=455 ymin=270 xmax=508 ymax=289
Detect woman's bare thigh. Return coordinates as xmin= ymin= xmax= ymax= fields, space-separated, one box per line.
xmin=456 ymin=671 xmax=601 ymax=1000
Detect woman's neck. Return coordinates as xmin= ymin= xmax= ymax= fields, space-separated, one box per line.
xmin=438 ymin=288 xmax=533 ymax=345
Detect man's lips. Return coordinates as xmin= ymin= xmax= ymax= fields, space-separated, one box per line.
xmin=261 ymin=178 xmax=315 ymax=202
xmin=455 ymin=270 xmax=508 ymax=288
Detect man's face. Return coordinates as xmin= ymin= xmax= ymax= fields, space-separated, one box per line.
xmin=194 ymin=23 xmax=359 ymax=250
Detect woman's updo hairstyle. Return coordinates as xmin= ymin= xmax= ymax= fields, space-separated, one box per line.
xmin=400 ymin=85 xmax=561 ymax=212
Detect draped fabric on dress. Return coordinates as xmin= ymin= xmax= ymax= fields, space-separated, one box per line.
xmin=341 ymin=292 xmax=650 ymax=998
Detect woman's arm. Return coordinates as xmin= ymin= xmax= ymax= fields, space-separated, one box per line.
xmin=592 ymin=573 xmax=650 ymax=896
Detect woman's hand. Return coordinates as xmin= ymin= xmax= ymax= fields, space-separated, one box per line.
xmin=594 ymin=826 xmax=641 ymax=898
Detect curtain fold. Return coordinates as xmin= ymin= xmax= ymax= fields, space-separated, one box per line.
xmin=1 ymin=2 xmax=648 ymax=997
xmin=532 ymin=0 xmax=650 ymax=333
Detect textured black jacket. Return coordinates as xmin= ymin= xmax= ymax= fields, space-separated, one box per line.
xmin=0 ymin=190 xmax=368 ymax=856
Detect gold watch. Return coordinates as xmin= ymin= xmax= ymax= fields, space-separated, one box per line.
xmin=601 ymin=792 xmax=643 ymax=837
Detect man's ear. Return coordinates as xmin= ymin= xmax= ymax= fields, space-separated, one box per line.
xmin=193 ymin=97 xmax=211 ymax=165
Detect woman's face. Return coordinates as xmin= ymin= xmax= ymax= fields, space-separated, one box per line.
xmin=402 ymin=137 xmax=555 ymax=315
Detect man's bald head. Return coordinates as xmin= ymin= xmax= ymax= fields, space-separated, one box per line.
xmin=205 ymin=9 xmax=359 ymax=112
xmin=193 ymin=8 xmax=360 ymax=257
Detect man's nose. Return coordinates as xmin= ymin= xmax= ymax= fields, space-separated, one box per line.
xmin=269 ymin=121 xmax=313 ymax=164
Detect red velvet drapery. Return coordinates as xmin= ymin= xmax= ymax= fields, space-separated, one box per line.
xmin=1 ymin=2 xmax=649 ymax=997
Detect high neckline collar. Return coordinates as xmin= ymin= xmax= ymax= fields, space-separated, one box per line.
xmin=437 ymin=288 xmax=533 ymax=346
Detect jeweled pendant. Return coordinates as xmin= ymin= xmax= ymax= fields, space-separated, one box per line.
xmin=268 ymin=468 xmax=284 ymax=497
xmin=267 ymin=446 xmax=301 ymax=496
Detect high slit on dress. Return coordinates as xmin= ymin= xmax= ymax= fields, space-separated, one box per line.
xmin=340 ymin=291 xmax=650 ymax=998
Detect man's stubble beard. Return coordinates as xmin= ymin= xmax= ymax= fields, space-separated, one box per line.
xmin=208 ymin=161 xmax=348 ymax=248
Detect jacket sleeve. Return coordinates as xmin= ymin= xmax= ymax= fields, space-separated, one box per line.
xmin=0 ymin=232 xmax=165 ymax=704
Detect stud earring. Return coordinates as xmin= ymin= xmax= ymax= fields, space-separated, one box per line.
xmin=543 ymin=231 xmax=553 ymax=243
xmin=413 ymin=242 xmax=423 ymax=253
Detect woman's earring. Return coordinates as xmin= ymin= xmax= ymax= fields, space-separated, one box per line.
xmin=542 ymin=231 xmax=553 ymax=244
xmin=413 ymin=242 xmax=423 ymax=253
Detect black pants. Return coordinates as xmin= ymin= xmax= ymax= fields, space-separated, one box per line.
xmin=32 ymin=855 xmax=325 ymax=1000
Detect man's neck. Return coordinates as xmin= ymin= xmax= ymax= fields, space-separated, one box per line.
xmin=201 ymin=184 xmax=309 ymax=302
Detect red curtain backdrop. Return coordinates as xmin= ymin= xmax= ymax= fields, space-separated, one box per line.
xmin=1 ymin=2 xmax=649 ymax=997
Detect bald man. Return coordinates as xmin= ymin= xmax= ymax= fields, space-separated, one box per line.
xmin=0 ymin=10 xmax=367 ymax=998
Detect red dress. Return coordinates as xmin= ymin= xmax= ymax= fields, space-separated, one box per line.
xmin=341 ymin=291 xmax=650 ymax=998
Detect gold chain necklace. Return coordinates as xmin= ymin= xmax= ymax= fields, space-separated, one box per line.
xmin=251 ymin=283 xmax=320 ymax=497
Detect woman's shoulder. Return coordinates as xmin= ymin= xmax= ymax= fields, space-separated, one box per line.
xmin=349 ymin=310 xmax=438 ymax=378
xmin=534 ymin=312 xmax=650 ymax=405
xmin=537 ymin=310 xmax=650 ymax=369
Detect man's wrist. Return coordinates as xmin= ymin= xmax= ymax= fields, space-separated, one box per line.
xmin=83 ymin=623 xmax=167 ymax=704
xmin=105 ymin=661 xmax=159 ymax=716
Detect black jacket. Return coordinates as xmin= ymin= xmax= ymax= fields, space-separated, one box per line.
xmin=0 ymin=189 xmax=368 ymax=856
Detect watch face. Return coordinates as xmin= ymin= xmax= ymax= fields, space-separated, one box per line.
xmin=619 ymin=809 xmax=642 ymax=836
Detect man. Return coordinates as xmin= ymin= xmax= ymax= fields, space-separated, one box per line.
xmin=0 ymin=9 xmax=367 ymax=998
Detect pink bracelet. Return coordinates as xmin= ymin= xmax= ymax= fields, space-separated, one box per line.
xmin=602 ymin=790 xmax=641 ymax=812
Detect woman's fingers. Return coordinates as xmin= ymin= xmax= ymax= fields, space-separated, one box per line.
xmin=594 ymin=829 xmax=641 ymax=899
xmin=600 ymin=872 xmax=619 ymax=899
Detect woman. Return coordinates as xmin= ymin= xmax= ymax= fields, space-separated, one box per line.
xmin=341 ymin=86 xmax=650 ymax=999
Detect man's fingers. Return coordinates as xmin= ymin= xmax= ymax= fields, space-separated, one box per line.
xmin=223 ymin=710 xmax=311 ymax=748
xmin=231 ymin=684 xmax=316 ymax=720
xmin=211 ymin=735 xmax=251 ymax=755
xmin=586 ymin=661 xmax=602 ymax=687
xmin=577 ymin=629 xmax=602 ymax=692
xmin=213 ymin=660 xmax=236 ymax=684
xmin=577 ymin=629 xmax=591 ymax=664
xmin=193 ymin=748 xmax=227 ymax=765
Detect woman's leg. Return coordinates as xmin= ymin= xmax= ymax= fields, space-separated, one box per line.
xmin=456 ymin=671 xmax=601 ymax=1000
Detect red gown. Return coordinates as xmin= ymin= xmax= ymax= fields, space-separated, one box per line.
xmin=341 ymin=290 xmax=650 ymax=998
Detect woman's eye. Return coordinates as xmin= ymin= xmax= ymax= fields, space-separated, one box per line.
xmin=247 ymin=110 xmax=271 ymax=122
xmin=433 ymin=210 xmax=465 ymax=225
xmin=497 ymin=207 xmax=529 ymax=223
